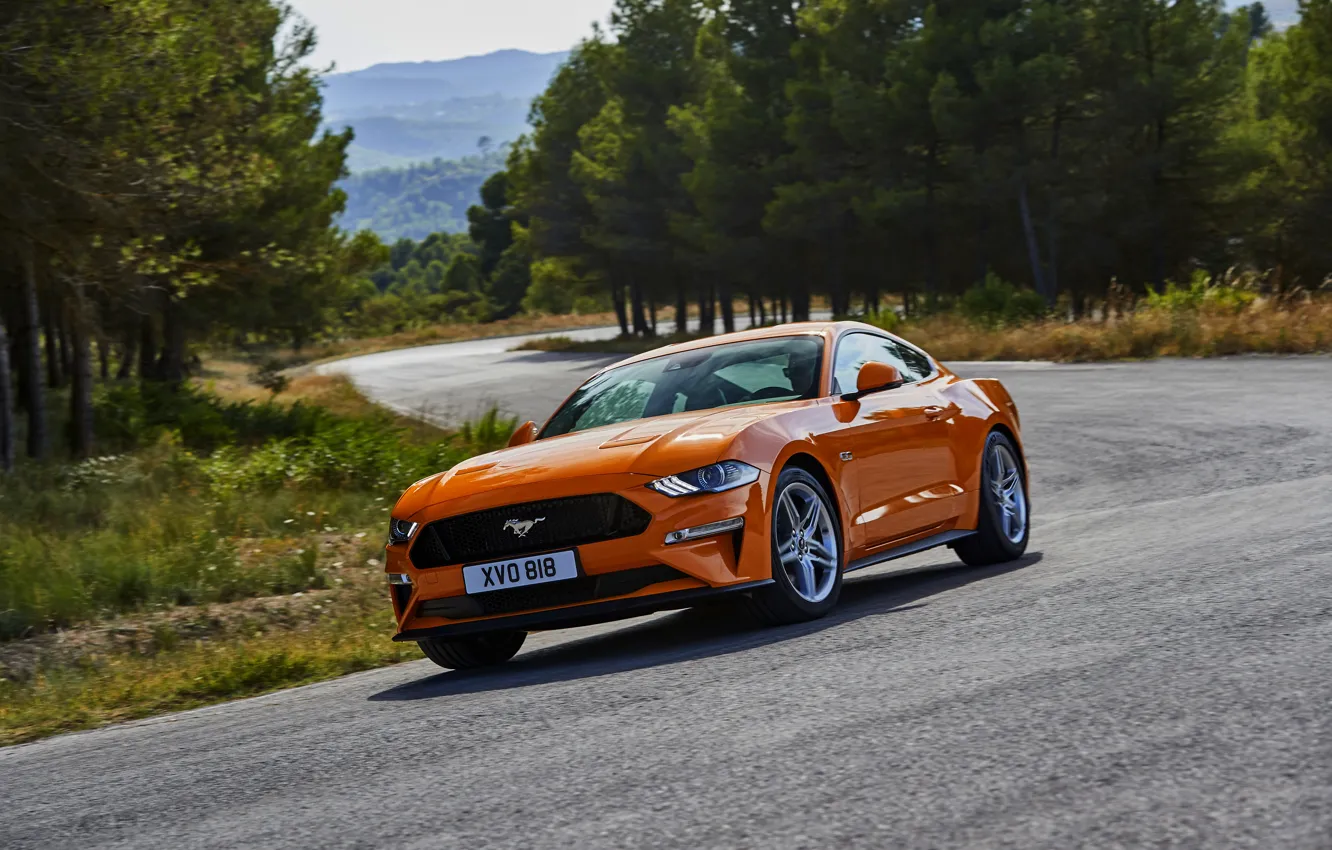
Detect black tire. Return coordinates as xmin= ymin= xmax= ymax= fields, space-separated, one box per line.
xmin=418 ymin=630 xmax=527 ymax=671
xmin=747 ymin=466 xmax=844 ymax=626
xmin=953 ymin=431 xmax=1030 ymax=567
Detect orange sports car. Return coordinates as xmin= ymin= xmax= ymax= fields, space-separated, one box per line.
xmin=385 ymin=321 xmax=1029 ymax=669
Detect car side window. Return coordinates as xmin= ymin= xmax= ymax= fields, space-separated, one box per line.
xmin=831 ymin=333 xmax=932 ymax=394
xmin=886 ymin=339 xmax=933 ymax=382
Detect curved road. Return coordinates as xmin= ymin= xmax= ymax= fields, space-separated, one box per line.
xmin=3 ymin=342 xmax=1331 ymax=849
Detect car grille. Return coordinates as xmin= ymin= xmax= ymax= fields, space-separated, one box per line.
xmin=409 ymin=494 xmax=652 ymax=569
xmin=418 ymin=565 xmax=688 ymax=618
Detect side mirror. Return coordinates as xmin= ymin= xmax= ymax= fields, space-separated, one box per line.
xmin=845 ymin=362 xmax=904 ymax=401
xmin=507 ymin=421 xmax=538 ymax=448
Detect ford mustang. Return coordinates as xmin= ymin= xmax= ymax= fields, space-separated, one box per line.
xmin=385 ymin=321 xmax=1029 ymax=669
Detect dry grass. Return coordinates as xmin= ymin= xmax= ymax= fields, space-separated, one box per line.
xmin=0 ymin=575 xmax=419 ymax=746
xmin=515 ymin=299 xmax=1332 ymax=362
xmin=195 ymin=365 xmax=446 ymax=443
xmin=908 ymin=298 xmax=1332 ymax=362
xmin=0 ymin=376 xmax=489 ymax=744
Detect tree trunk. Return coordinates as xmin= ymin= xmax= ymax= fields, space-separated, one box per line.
xmin=159 ymin=296 xmax=186 ymax=384
xmin=1150 ymin=116 xmax=1167 ymax=292
xmin=757 ymin=297 xmax=767 ymax=326
xmin=44 ymin=310 xmax=61 ymax=389
xmin=924 ymin=141 xmax=940 ymax=308
xmin=719 ymin=281 xmax=735 ymax=334
xmin=116 ymin=331 xmax=136 ymax=380
xmin=1045 ymin=109 xmax=1064 ymax=305
xmin=1017 ymin=175 xmax=1049 ymax=305
xmin=20 ymin=247 xmax=46 ymax=460
xmin=0 ymin=312 xmax=14 ymax=472
xmin=648 ymin=292 xmax=657 ymax=337
xmin=69 ymin=311 xmax=94 ymax=459
xmin=698 ymin=278 xmax=714 ymax=337
xmin=748 ymin=294 xmax=756 ymax=327
xmin=139 ymin=314 xmax=157 ymax=380
xmin=791 ymin=260 xmax=811 ymax=322
xmin=628 ymin=277 xmax=648 ymax=337
xmin=97 ymin=334 xmax=110 ymax=380
xmin=611 ymin=283 xmax=629 ymax=337
xmin=826 ymin=231 xmax=846 ymax=317
xmin=779 ymin=292 xmax=787 ymax=324
xmin=675 ymin=284 xmax=689 ymax=335
xmin=58 ymin=317 xmax=72 ymax=382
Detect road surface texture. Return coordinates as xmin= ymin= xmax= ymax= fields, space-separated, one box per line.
xmin=313 ymin=313 xmax=829 ymax=427
xmin=3 ymin=347 xmax=1331 ymax=849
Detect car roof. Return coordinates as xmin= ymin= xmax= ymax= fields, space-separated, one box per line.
xmin=604 ymin=321 xmax=884 ymax=372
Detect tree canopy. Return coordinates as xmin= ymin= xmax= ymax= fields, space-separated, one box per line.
xmin=500 ymin=0 xmax=1328 ymax=336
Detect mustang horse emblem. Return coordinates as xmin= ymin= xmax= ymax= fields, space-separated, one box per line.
xmin=503 ymin=518 xmax=545 ymax=538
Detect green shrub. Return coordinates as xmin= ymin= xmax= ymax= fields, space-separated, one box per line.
xmin=249 ymin=359 xmax=291 ymax=396
xmin=95 ymin=382 xmax=331 ymax=453
xmin=1 ymin=389 xmax=509 ymax=640
xmin=959 ymin=275 xmax=1048 ymax=327
xmin=862 ymin=309 xmax=902 ymax=332
xmin=1143 ymin=272 xmax=1258 ymax=314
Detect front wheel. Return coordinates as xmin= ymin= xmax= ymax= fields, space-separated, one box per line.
xmin=953 ymin=431 xmax=1030 ymax=566
xmin=747 ymin=467 xmax=844 ymax=626
xmin=418 ymin=630 xmax=527 ymax=670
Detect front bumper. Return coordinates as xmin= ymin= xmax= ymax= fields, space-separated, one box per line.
xmin=386 ymin=471 xmax=774 ymax=640
xmin=393 ymin=578 xmax=774 ymax=641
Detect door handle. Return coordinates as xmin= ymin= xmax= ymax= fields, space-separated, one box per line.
xmin=924 ymin=405 xmax=956 ymax=420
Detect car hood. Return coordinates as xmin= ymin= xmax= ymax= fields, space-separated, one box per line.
xmin=396 ymin=403 xmax=803 ymax=517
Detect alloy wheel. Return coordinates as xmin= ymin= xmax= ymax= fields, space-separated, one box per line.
xmin=989 ymin=443 xmax=1028 ymax=545
xmin=775 ymin=482 xmax=840 ymax=603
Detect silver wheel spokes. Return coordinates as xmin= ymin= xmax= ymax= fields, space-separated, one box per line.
xmin=989 ymin=444 xmax=1027 ymax=544
xmin=776 ymin=482 xmax=839 ymax=603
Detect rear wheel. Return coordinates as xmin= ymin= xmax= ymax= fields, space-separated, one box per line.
xmin=747 ymin=467 xmax=843 ymax=626
xmin=418 ymin=630 xmax=527 ymax=671
xmin=953 ymin=431 xmax=1030 ymax=566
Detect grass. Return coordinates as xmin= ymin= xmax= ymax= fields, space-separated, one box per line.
xmin=0 ymin=575 xmax=419 ymax=745
xmin=513 ymin=297 xmax=1332 ymax=362
xmin=894 ymin=296 xmax=1332 ymax=361
xmin=0 ymin=378 xmax=514 ymax=745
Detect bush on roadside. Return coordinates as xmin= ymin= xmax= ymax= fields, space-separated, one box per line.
xmin=1143 ymin=272 xmax=1258 ymax=314
xmin=958 ymin=275 xmax=1049 ymax=327
xmin=95 ymin=382 xmax=331 ymax=453
xmin=1 ymin=386 xmax=517 ymax=641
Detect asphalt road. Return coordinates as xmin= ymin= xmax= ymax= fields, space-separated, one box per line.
xmin=4 ymin=349 xmax=1332 ymax=849
xmin=313 ymin=313 xmax=828 ymax=427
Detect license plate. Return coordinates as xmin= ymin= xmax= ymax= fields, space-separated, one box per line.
xmin=463 ymin=550 xmax=579 ymax=595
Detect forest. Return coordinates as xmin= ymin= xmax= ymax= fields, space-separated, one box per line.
xmin=496 ymin=0 xmax=1332 ymax=337
xmin=5 ymin=0 xmax=1332 ymax=467
xmin=339 ymin=153 xmax=509 ymax=241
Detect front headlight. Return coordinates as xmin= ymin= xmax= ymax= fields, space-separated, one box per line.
xmin=647 ymin=460 xmax=760 ymax=497
xmin=388 ymin=518 xmax=419 ymax=545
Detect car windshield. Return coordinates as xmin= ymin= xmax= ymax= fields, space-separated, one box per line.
xmin=540 ymin=336 xmax=825 ymax=439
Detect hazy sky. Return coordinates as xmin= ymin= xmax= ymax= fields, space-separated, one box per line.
xmin=290 ymin=0 xmax=616 ymax=72
xmin=290 ymin=0 xmax=1299 ymax=74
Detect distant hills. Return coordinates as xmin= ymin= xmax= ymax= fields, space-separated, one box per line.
xmin=323 ymin=49 xmax=569 ymax=172
xmin=340 ymin=152 xmax=508 ymax=242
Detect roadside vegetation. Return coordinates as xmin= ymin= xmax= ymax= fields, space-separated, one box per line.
xmin=0 ymin=375 xmax=513 ymax=745
xmin=519 ymin=276 xmax=1332 ymax=362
